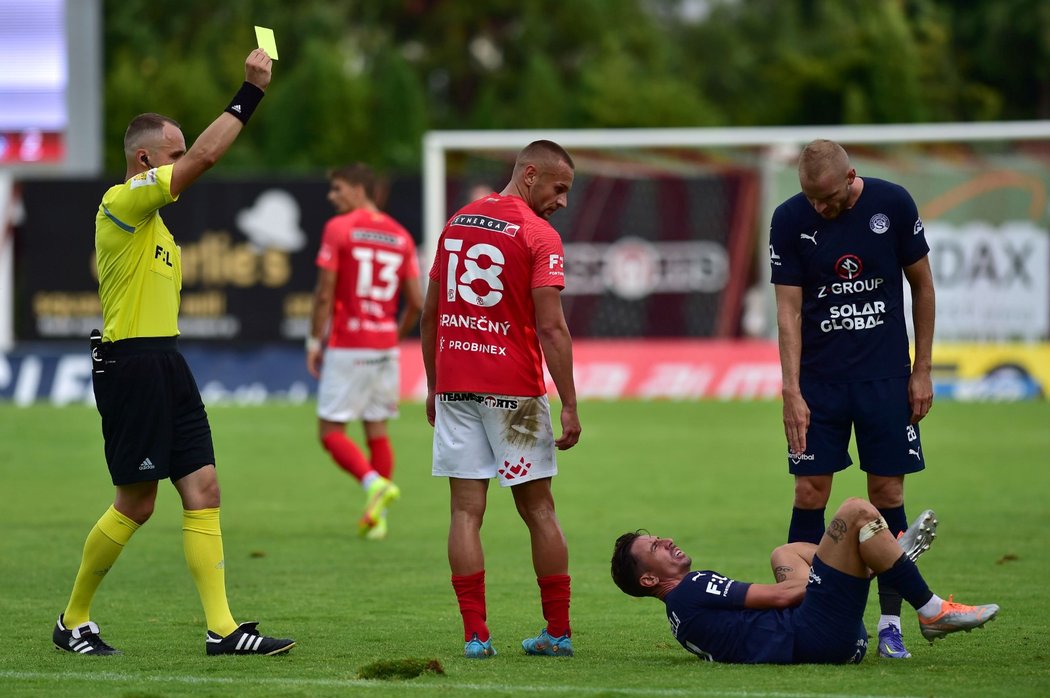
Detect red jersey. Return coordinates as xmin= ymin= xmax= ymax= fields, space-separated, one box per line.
xmin=429 ymin=193 xmax=567 ymax=396
xmin=316 ymin=208 xmax=419 ymax=349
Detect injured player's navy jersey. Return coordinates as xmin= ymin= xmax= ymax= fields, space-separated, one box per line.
xmin=662 ymin=570 xmax=796 ymax=664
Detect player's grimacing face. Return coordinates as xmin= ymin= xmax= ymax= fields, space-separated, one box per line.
xmin=631 ymin=535 xmax=692 ymax=580
xmin=530 ymin=160 xmax=574 ymax=220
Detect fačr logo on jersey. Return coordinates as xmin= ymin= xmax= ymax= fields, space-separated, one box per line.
xmin=834 ymin=254 xmax=863 ymax=280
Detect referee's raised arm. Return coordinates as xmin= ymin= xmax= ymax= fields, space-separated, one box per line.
xmin=169 ymin=48 xmax=273 ymax=197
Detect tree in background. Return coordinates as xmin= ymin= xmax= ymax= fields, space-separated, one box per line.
xmin=102 ymin=0 xmax=1048 ymax=174
xmin=944 ymin=0 xmax=1050 ymax=120
xmin=102 ymin=1 xmax=430 ymax=174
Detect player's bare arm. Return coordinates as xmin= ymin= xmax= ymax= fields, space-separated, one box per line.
xmin=420 ymin=282 xmax=440 ymax=427
xmin=169 ymin=49 xmax=272 ymax=197
xmin=306 ymin=268 xmax=336 ymax=379
xmin=904 ymin=256 xmax=936 ymax=423
xmin=397 ymin=275 xmax=424 ymax=341
xmin=775 ymin=284 xmax=808 ymax=453
xmin=533 ymin=286 xmax=580 ymax=450
xmin=743 ymin=580 xmax=807 ymax=609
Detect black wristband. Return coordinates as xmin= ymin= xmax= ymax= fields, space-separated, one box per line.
xmin=224 ymin=82 xmax=264 ymax=124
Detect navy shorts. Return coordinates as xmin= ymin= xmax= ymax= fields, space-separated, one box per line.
xmin=92 ymin=337 xmax=215 ymax=486
xmin=787 ymin=376 xmax=925 ymax=477
xmin=791 ymin=555 xmax=869 ymax=664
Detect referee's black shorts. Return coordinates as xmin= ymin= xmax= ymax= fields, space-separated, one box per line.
xmin=91 ymin=336 xmax=215 ymax=485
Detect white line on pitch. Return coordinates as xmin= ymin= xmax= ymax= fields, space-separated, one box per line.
xmin=0 ymin=670 xmax=920 ymax=698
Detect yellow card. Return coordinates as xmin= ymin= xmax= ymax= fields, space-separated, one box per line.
xmin=254 ymin=26 xmax=278 ymax=60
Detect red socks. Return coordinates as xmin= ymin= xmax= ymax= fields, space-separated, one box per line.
xmin=538 ymin=574 xmax=572 ymax=638
xmin=368 ymin=436 xmax=393 ymax=479
xmin=452 ymin=571 xmax=571 ymax=641
xmin=451 ymin=570 xmax=488 ymax=642
xmin=321 ymin=432 xmax=371 ymax=481
xmin=322 ymin=433 xmax=396 ymax=484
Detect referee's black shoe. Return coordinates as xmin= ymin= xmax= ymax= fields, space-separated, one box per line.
xmin=53 ymin=615 xmax=121 ymax=655
xmin=206 ymin=621 xmax=295 ymax=656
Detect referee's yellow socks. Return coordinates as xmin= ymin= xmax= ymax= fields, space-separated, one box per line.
xmin=63 ymin=505 xmax=140 ymax=627
xmin=183 ymin=508 xmax=238 ymax=637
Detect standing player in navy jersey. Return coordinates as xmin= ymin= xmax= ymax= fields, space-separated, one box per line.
xmin=611 ymin=499 xmax=997 ymax=664
xmin=769 ymin=139 xmax=937 ymax=659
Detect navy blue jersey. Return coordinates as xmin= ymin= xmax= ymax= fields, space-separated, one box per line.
xmin=663 ymin=570 xmax=795 ymax=663
xmin=769 ymin=178 xmax=929 ymax=382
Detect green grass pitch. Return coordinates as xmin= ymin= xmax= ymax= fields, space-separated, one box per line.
xmin=1 ymin=400 xmax=1048 ymax=696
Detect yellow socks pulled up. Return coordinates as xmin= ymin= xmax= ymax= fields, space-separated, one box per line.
xmin=183 ymin=507 xmax=238 ymax=637
xmin=62 ymin=505 xmax=239 ymax=638
xmin=63 ymin=505 xmax=140 ymax=627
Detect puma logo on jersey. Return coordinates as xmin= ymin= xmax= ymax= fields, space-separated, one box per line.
xmin=800 ymin=230 xmax=819 ymax=245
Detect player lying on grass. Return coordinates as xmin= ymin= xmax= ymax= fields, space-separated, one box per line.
xmin=611 ymin=497 xmax=998 ymax=664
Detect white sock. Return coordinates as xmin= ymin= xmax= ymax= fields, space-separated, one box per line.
xmin=362 ymin=472 xmax=380 ymax=490
xmin=878 ymin=615 xmax=902 ymax=633
xmin=918 ymin=594 xmax=945 ymax=618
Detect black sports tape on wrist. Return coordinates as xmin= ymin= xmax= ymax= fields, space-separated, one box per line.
xmin=224 ymin=82 xmax=264 ymax=124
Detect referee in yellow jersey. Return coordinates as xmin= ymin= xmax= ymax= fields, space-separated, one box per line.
xmin=52 ymin=48 xmax=294 ymax=656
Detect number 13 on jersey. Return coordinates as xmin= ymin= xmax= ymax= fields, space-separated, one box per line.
xmin=352 ymin=247 xmax=403 ymax=302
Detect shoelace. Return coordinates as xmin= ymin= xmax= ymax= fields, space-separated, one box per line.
xmin=926 ymin=594 xmax=980 ymax=622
